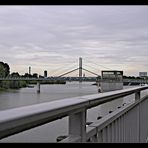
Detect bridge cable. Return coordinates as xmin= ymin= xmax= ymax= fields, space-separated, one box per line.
xmin=57 ymin=68 xmax=79 ymax=78
xmin=83 ymin=58 xmax=113 ymax=70
xmin=82 ymin=68 xmax=99 ymax=76
xmin=83 ymin=63 xmax=101 ymax=72
xmin=51 ymin=63 xmax=78 ymax=76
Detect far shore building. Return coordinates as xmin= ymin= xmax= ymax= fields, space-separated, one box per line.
xmin=139 ymin=72 xmax=147 ymax=79
xmin=44 ymin=70 xmax=47 ymax=78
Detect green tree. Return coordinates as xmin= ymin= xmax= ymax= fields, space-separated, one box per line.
xmin=32 ymin=73 xmax=38 ymax=78
xmin=24 ymin=73 xmax=32 ymax=78
xmin=0 ymin=62 xmax=10 ymax=77
xmin=0 ymin=64 xmax=5 ymax=77
xmin=11 ymin=72 xmax=20 ymax=77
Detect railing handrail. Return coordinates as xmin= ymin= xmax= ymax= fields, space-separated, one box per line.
xmin=0 ymin=86 xmax=148 ymax=140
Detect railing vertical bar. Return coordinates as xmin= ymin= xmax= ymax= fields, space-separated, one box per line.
xmin=125 ymin=112 xmax=128 ymax=143
xmin=115 ymin=119 xmax=118 ymax=143
xmin=118 ymin=117 xmax=121 ymax=143
xmin=111 ymin=121 xmax=115 ymax=142
xmin=117 ymin=118 xmax=120 ymax=143
xmin=125 ymin=112 xmax=129 ymax=143
xmin=120 ymin=115 xmax=123 ymax=142
xmin=129 ymin=114 xmax=132 ymax=143
xmin=137 ymin=98 xmax=140 ymax=143
xmin=122 ymin=114 xmax=125 ymax=142
xmin=123 ymin=113 xmax=126 ymax=143
xmin=97 ymin=130 xmax=103 ymax=143
xmin=102 ymin=127 xmax=107 ymax=143
xmin=93 ymin=134 xmax=98 ymax=142
xmin=107 ymin=124 xmax=112 ymax=143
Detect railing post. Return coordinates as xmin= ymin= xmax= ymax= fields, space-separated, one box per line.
xmin=135 ymin=91 xmax=140 ymax=100
xmin=69 ymin=109 xmax=86 ymax=142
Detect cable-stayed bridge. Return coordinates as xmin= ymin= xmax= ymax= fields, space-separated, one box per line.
xmin=0 ymin=57 xmax=147 ymax=93
xmin=0 ymin=57 xmax=147 ymax=83
xmin=0 ymin=57 xmax=100 ymax=81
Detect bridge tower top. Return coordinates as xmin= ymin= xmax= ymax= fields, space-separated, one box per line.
xmin=29 ymin=66 xmax=31 ymax=75
xmin=79 ymin=57 xmax=82 ymax=78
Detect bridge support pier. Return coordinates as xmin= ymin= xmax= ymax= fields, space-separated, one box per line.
xmin=37 ymin=82 xmax=40 ymax=93
xmin=135 ymin=91 xmax=140 ymax=100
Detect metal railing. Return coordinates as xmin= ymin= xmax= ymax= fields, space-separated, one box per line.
xmin=0 ymin=86 xmax=148 ymax=142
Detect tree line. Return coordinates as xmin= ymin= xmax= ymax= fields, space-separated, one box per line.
xmin=1 ymin=61 xmax=148 ymax=79
xmin=0 ymin=61 xmax=66 ymax=89
xmin=0 ymin=62 xmax=38 ymax=78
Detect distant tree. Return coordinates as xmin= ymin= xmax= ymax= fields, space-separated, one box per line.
xmin=123 ymin=75 xmax=127 ymax=78
xmin=4 ymin=63 xmax=10 ymax=77
xmin=0 ymin=62 xmax=10 ymax=77
xmin=23 ymin=73 xmax=32 ymax=78
xmin=11 ymin=72 xmax=20 ymax=77
xmin=39 ymin=75 xmax=44 ymax=78
xmin=0 ymin=64 xmax=5 ymax=77
xmin=32 ymin=73 xmax=38 ymax=78
xmin=127 ymin=76 xmax=135 ymax=79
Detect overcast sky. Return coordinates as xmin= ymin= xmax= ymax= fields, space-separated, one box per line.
xmin=0 ymin=5 xmax=148 ymax=76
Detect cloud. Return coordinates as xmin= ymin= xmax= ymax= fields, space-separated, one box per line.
xmin=0 ymin=6 xmax=148 ymax=76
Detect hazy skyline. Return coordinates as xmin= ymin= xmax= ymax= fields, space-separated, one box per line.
xmin=0 ymin=6 xmax=148 ymax=76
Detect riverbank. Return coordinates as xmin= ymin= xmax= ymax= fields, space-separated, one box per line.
xmin=0 ymin=80 xmax=27 ymax=89
xmin=0 ymin=87 xmax=7 ymax=91
xmin=0 ymin=80 xmax=66 ymax=89
xmin=28 ymin=80 xmax=66 ymax=85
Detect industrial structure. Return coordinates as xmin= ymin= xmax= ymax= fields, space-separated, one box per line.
xmin=44 ymin=70 xmax=47 ymax=78
xmin=29 ymin=66 xmax=31 ymax=75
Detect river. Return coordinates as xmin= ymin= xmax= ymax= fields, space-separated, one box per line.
xmin=0 ymin=82 xmax=146 ymax=142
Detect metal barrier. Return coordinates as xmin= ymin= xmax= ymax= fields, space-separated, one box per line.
xmin=0 ymin=86 xmax=148 ymax=142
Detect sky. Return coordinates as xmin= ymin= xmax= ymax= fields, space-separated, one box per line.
xmin=0 ymin=5 xmax=148 ymax=77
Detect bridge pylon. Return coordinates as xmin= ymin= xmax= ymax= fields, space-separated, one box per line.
xmin=79 ymin=57 xmax=82 ymax=82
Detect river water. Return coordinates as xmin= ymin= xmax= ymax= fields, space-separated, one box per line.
xmin=0 ymin=82 xmax=146 ymax=143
